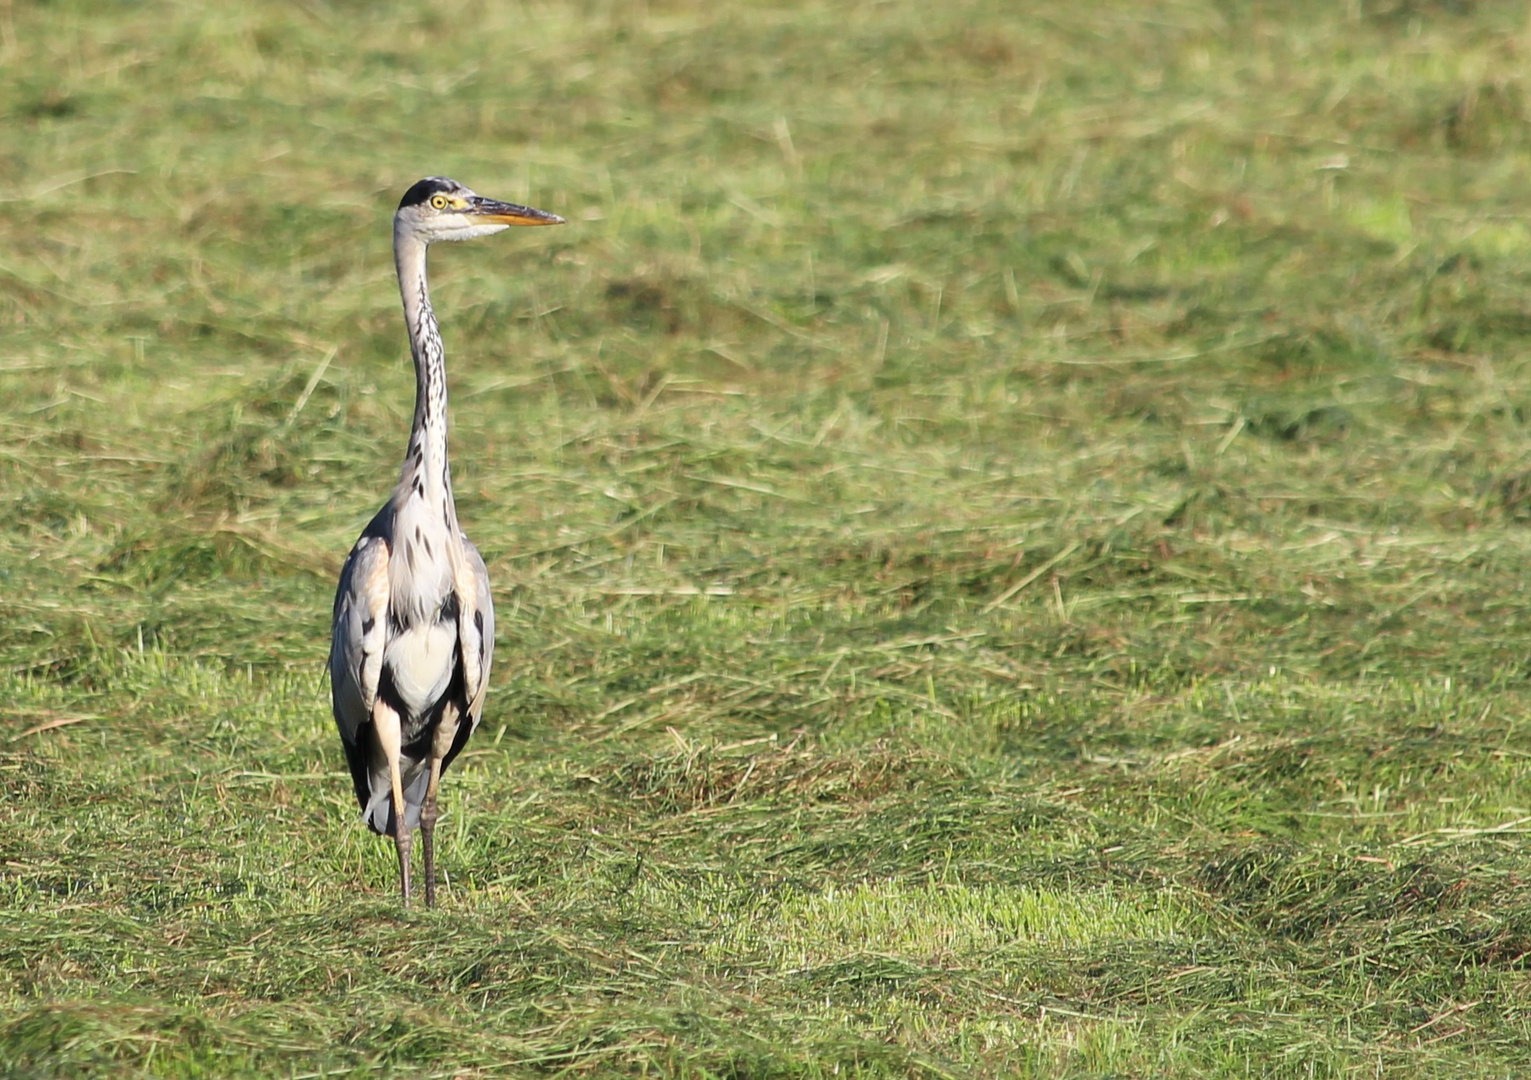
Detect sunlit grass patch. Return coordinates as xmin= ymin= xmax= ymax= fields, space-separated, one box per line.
xmin=720 ymin=880 xmax=1200 ymax=969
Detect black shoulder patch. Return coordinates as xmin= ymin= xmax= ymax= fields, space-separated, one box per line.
xmin=398 ymin=177 xmax=458 ymax=210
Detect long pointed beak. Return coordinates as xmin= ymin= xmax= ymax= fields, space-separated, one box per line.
xmin=467 ymin=197 xmax=565 ymax=227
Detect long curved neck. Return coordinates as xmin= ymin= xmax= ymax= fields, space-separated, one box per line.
xmin=394 ymin=228 xmax=454 ymax=513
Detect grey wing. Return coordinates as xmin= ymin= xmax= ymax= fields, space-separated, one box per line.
xmin=461 ymin=537 xmax=495 ymax=731
xmin=329 ymin=534 xmax=391 ymax=751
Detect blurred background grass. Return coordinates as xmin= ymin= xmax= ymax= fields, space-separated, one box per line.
xmin=6 ymin=0 xmax=1531 ymax=1076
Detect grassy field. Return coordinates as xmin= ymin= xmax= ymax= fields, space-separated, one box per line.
xmin=6 ymin=0 xmax=1531 ymax=1075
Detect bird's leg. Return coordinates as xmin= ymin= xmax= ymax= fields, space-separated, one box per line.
xmin=392 ymin=773 xmax=413 ymax=907
xmin=373 ymin=700 xmax=412 ymax=906
xmin=421 ymin=756 xmax=444 ymax=908
xmin=421 ymin=706 xmax=460 ymax=909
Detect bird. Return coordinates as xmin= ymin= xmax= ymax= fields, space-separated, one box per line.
xmin=329 ymin=177 xmax=564 ymax=907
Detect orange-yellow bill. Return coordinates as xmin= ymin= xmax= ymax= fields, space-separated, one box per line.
xmin=467 ymin=197 xmax=564 ymax=226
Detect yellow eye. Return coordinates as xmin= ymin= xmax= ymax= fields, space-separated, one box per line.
xmin=429 ymin=194 xmax=449 ymax=210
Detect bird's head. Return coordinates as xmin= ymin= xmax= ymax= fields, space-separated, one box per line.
xmin=395 ymin=176 xmax=564 ymax=244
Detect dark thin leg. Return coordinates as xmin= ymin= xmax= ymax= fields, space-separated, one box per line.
xmin=421 ymin=797 xmax=438 ymax=908
xmin=394 ymin=826 xmax=413 ymax=906
xmin=421 ymin=758 xmax=444 ymax=908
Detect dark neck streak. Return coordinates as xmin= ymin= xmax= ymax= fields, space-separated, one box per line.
xmin=394 ymin=230 xmax=455 ymax=516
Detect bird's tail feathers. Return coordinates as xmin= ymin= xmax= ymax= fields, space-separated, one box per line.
xmin=361 ymin=760 xmax=429 ymax=836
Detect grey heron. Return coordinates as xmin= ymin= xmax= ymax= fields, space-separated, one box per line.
xmin=329 ymin=177 xmax=563 ymax=907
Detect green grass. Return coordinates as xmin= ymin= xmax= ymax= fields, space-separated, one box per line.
xmin=6 ymin=0 xmax=1531 ymax=1074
